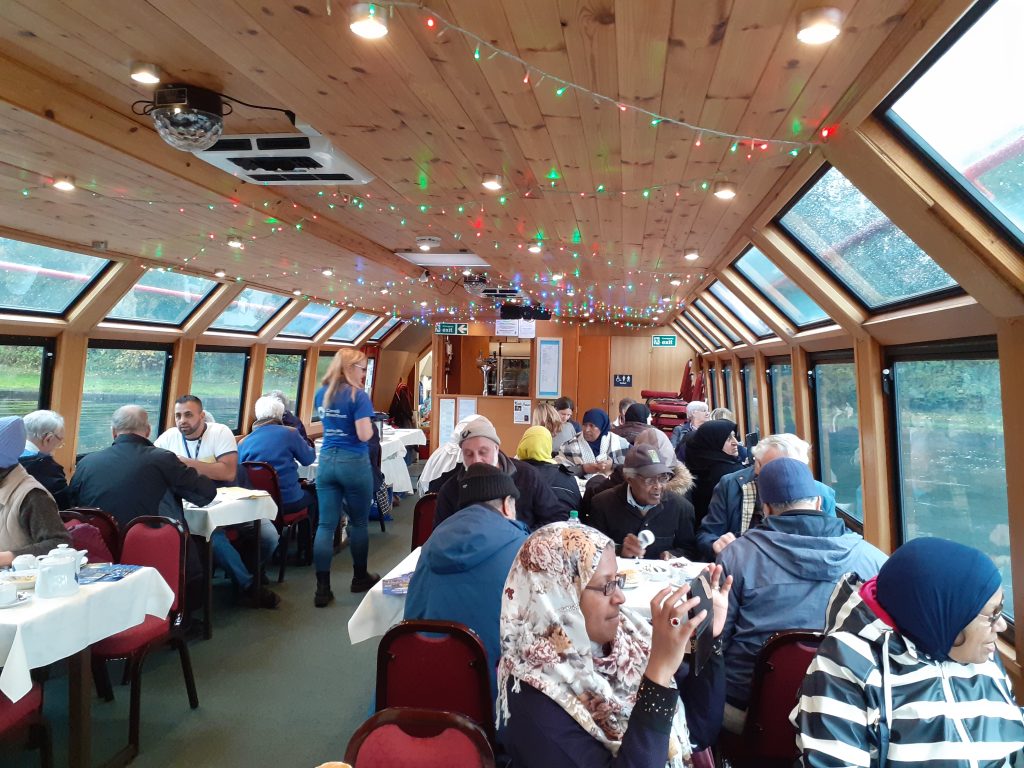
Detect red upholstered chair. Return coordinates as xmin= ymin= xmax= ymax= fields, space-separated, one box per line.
xmin=243 ymin=460 xmax=312 ymax=582
xmin=345 ymin=707 xmax=495 ymax=768
xmin=61 ymin=518 xmax=114 ymax=564
xmin=62 ymin=507 xmax=120 ymax=561
xmin=376 ymin=620 xmax=495 ymax=747
xmin=91 ymin=516 xmax=199 ymax=765
xmin=411 ymin=494 xmax=437 ymax=551
xmin=0 ymin=682 xmax=53 ymax=768
xmin=719 ymin=629 xmax=824 ymax=768
xmin=642 ymin=360 xmax=694 ymax=434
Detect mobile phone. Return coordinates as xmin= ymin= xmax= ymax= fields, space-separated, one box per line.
xmin=688 ymin=573 xmax=714 ymax=675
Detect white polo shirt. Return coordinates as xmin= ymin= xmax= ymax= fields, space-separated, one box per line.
xmin=154 ymin=421 xmax=238 ymax=464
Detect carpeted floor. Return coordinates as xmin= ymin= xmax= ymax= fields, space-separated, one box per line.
xmin=10 ymin=472 xmax=423 ymax=768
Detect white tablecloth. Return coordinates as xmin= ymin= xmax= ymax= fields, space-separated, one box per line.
xmin=615 ymin=557 xmax=709 ymax=619
xmin=0 ymin=567 xmax=174 ymax=702
xmin=297 ymin=429 xmax=427 ymax=494
xmin=348 ymin=547 xmax=422 ymax=644
xmin=183 ymin=489 xmax=278 ymax=539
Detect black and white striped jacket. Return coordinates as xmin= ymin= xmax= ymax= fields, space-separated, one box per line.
xmin=791 ymin=575 xmax=1024 ymax=767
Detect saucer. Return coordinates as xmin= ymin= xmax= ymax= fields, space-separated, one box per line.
xmin=0 ymin=593 xmax=31 ymax=609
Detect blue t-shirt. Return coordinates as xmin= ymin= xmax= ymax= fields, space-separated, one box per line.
xmin=314 ymin=384 xmax=374 ymax=454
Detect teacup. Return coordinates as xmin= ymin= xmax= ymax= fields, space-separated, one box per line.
xmin=12 ymin=554 xmax=38 ymax=571
xmin=0 ymin=581 xmax=17 ymax=606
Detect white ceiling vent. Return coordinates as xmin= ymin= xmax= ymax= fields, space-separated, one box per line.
xmin=193 ymin=134 xmax=373 ymax=185
xmin=462 ymin=274 xmax=525 ymax=301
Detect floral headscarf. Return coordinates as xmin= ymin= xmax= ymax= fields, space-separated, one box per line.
xmin=498 ymin=522 xmax=692 ymax=767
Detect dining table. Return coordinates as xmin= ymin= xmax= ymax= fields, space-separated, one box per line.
xmin=297 ymin=428 xmax=427 ymax=494
xmin=0 ymin=566 xmax=174 ymax=768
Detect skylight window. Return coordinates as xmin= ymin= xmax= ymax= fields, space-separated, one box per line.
xmin=330 ymin=311 xmax=378 ymax=343
xmin=107 ymin=269 xmax=216 ymax=326
xmin=694 ymin=299 xmax=742 ymax=344
xmin=279 ymin=303 xmax=340 ymax=338
xmin=733 ymin=247 xmax=829 ymax=327
xmin=707 ymin=282 xmax=774 ymax=338
xmin=683 ymin=311 xmax=724 ymax=350
xmin=369 ymin=316 xmax=401 ymax=342
xmin=0 ymin=236 xmax=108 ymax=315
xmin=778 ymin=167 xmax=956 ymax=309
xmin=209 ymin=287 xmax=289 ymax=333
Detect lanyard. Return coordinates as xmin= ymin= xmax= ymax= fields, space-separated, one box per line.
xmin=181 ymin=432 xmax=202 ymax=460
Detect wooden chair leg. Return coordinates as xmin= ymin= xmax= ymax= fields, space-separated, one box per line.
xmin=172 ymin=637 xmax=200 ymax=709
xmin=92 ymin=656 xmax=114 ymax=702
xmin=32 ymin=720 xmax=54 ymax=768
xmin=125 ymin=650 xmax=151 ymax=761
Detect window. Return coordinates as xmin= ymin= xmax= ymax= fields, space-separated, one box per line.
xmin=0 ymin=340 xmax=54 ymax=417
xmin=279 ymin=303 xmax=340 ymax=338
xmin=811 ymin=359 xmax=860 ymax=521
xmin=741 ymin=363 xmax=760 ymax=436
xmin=722 ymin=365 xmax=734 ymax=410
xmin=79 ymin=344 xmax=170 ymax=454
xmin=330 ymin=311 xmax=378 ymax=343
xmin=364 ymin=357 xmax=376 ymax=396
xmin=262 ymin=352 xmax=305 ymax=418
xmin=707 ymin=367 xmax=718 ymax=408
xmin=708 ymin=282 xmax=774 ymax=338
xmin=891 ymin=350 xmax=1012 ymax=619
xmin=885 ymin=0 xmax=1024 ymax=244
xmin=683 ymin=311 xmax=723 ymax=350
xmin=673 ymin=321 xmax=709 ymax=354
xmin=107 ymin=268 xmax=216 ymax=326
xmin=209 ymin=287 xmax=288 ymax=333
xmin=778 ymin=167 xmax=957 ymax=309
xmin=191 ymin=349 xmax=248 ymax=433
xmin=0 ymin=236 xmax=108 ymax=315
xmin=694 ymin=299 xmax=741 ymax=344
xmin=733 ymin=247 xmax=829 ymax=327
xmin=369 ymin=316 xmax=402 ymax=342
xmin=768 ymin=361 xmax=795 ymax=433
xmin=310 ymin=352 xmax=334 ymax=422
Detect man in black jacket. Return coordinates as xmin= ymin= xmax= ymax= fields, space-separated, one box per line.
xmin=431 ymin=419 xmax=564 ymax=531
xmin=589 ymin=445 xmax=697 ymax=560
xmin=18 ymin=410 xmax=71 ymax=510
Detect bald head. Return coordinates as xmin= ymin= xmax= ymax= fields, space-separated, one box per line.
xmin=111 ymin=405 xmax=151 ymax=438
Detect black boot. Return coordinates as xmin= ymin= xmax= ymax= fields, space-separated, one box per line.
xmin=314 ymin=571 xmax=334 ymax=607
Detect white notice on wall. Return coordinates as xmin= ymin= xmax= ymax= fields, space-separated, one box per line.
xmin=457 ymin=397 xmax=477 ymax=422
xmin=517 ymin=319 xmax=536 ymax=338
xmin=438 ymin=398 xmax=457 ymax=446
xmin=513 ymin=399 xmax=531 ymax=425
xmin=495 ymin=319 xmax=519 ymax=336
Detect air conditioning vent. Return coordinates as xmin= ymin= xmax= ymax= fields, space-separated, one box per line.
xmin=194 ymin=133 xmax=373 ymax=185
xmin=230 ymin=156 xmax=321 ymax=173
xmin=255 ymin=136 xmax=312 ymax=151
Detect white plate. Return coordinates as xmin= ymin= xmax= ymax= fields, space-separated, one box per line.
xmin=0 ymin=593 xmax=32 ymax=609
xmin=1 ymin=572 xmax=37 ymax=591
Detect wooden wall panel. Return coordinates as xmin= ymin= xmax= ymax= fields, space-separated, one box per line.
xmin=576 ymin=335 xmax=611 ymax=415
xmin=50 ymin=331 xmax=88 ymax=470
xmin=854 ymin=336 xmax=895 ymax=553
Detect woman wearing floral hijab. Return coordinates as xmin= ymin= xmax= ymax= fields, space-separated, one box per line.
xmin=499 ymin=523 xmax=729 ymax=767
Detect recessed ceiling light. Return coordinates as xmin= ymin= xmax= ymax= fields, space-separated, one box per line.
xmin=462 ymin=268 xmax=472 ymax=276
xmin=292 ymin=290 xmax=301 ymax=296
xmin=381 ymin=288 xmax=389 ymax=294
xmin=670 ymin=278 xmax=682 ymax=286
xmin=420 ymin=301 xmax=428 ymax=307
xmin=528 ymin=243 xmax=542 ymax=254
xmin=129 ymin=62 xmax=161 ymax=85
xmin=214 ymin=268 xmax=227 ymax=278
xmin=226 ymin=235 xmax=243 ymax=249
xmin=551 ymin=273 xmax=563 ymax=281
xmin=52 ymin=177 xmax=75 ymax=192
xmin=481 ymin=173 xmax=503 ymax=191
xmin=797 ymin=7 xmax=844 ymax=45
xmin=416 ymin=235 xmax=441 ymax=252
xmin=712 ymin=181 xmax=737 ymax=200
xmin=684 ymin=249 xmax=700 ymax=261
xmin=350 ymin=3 xmax=388 ymax=39
xmin=322 ymin=268 xmax=334 ymax=277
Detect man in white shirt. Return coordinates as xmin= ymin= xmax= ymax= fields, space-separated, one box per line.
xmin=155 ymin=395 xmax=280 ymax=608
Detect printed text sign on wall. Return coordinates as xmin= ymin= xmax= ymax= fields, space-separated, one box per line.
xmin=613 ymin=374 xmax=633 ymax=387
xmin=435 ymin=322 xmax=468 ymax=335
xmin=651 ymin=335 xmax=677 ymax=348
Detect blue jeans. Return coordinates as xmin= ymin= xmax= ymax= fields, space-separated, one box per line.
xmin=210 ymin=522 xmax=280 ymax=591
xmin=314 ymin=447 xmax=373 ymax=574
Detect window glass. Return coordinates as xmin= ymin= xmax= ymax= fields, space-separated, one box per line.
xmin=79 ymin=346 xmax=169 ymax=454
xmin=708 ymin=367 xmax=718 ymax=409
xmin=722 ymin=365 xmax=733 ymax=410
xmin=191 ymin=350 xmax=247 ymax=433
xmin=311 ymin=352 xmax=335 ymax=422
xmin=684 ymin=311 xmax=724 ymax=349
xmin=778 ymin=168 xmax=956 ymax=309
xmin=734 ymin=247 xmax=829 ymax=326
xmin=279 ymin=303 xmax=340 ymax=338
xmin=887 ymin=0 xmax=1024 ymax=242
xmin=263 ymin=353 xmax=304 ymax=418
xmin=209 ymin=287 xmax=288 ymax=333
xmin=0 ymin=344 xmax=48 ymax=417
xmin=107 ymin=269 xmax=216 ymax=326
xmin=769 ymin=362 xmax=795 ymax=433
xmin=674 ymin=321 xmax=708 ymax=353
xmin=708 ymin=283 xmax=774 ymax=338
xmin=741 ymin=364 xmax=760 ymax=436
xmin=330 ymin=311 xmax=378 ymax=343
xmin=694 ymin=299 xmax=741 ymax=344
xmin=813 ymin=362 xmax=861 ymax=520
xmin=894 ymin=357 xmax=1012 ymax=618
xmin=364 ymin=357 xmax=376 ymax=396
xmin=0 ymin=237 xmax=108 ymax=315
xmin=369 ymin=316 xmax=401 ymax=342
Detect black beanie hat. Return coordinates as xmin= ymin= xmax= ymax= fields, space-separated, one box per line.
xmin=457 ymin=463 xmax=520 ymax=510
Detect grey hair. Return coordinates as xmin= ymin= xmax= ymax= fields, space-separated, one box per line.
xmin=23 ymin=410 xmax=64 ymax=441
xmin=710 ymin=407 xmax=734 ymax=421
xmin=111 ymin=405 xmax=149 ymax=435
xmin=752 ymin=433 xmax=811 ymax=464
xmin=255 ymin=395 xmax=285 ymax=421
xmin=686 ymin=401 xmax=710 ymax=419
xmin=266 ymin=389 xmax=290 ymax=411
xmin=767 ymin=497 xmax=820 ymax=515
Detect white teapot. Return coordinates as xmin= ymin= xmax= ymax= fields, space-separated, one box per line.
xmin=46 ymin=543 xmax=88 ymax=572
xmin=36 ymin=551 xmax=79 ymax=599
xmin=11 ymin=554 xmax=38 ymax=571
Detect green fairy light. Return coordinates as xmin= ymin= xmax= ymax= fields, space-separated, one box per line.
xmin=789 ymin=148 xmax=800 ymax=157
xmin=546 ymin=167 xmax=560 ymax=180
xmin=400 ymin=218 xmax=406 ymax=226
xmin=295 ymin=223 xmax=302 ymax=230
xmin=596 ymin=184 xmax=605 ymax=193
xmin=265 ymin=217 xmax=279 ymax=224
xmin=650 ymin=118 xmax=662 ymax=126
xmin=208 ymin=204 xmax=215 ymax=210
xmin=730 ymin=143 xmax=738 ymax=153
xmin=419 ymin=204 xmax=429 ymax=213
xmin=700 ymin=181 xmax=709 ymax=190
xmin=457 ymin=205 xmax=465 ymax=214
xmin=317 ymin=191 xmax=324 ymax=196
xmin=474 ymin=45 xmax=480 ymax=60
xmin=499 ymin=195 xmax=507 ymax=205
xmin=21 ymin=189 xmax=29 ymax=197
xmin=571 ymin=229 xmax=581 ymax=244
xmin=555 ymin=86 xmax=567 ymax=96
xmin=642 ymin=189 xmax=650 ymax=199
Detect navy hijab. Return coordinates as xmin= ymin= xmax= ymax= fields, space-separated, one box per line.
xmin=877 ymin=537 xmax=1002 ymax=661
xmin=581 ymin=408 xmax=610 ymax=456
xmin=624 ymin=403 xmax=651 ymax=424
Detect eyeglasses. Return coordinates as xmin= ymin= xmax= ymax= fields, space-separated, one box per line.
xmin=584 ymin=575 xmax=626 ymax=597
xmin=638 ymin=473 xmax=672 ymax=487
xmin=45 ymin=432 xmax=65 ymax=448
xmin=978 ymin=604 xmax=1005 ymax=628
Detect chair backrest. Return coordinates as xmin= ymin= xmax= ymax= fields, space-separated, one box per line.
xmin=62 ymin=507 xmax=120 ymax=561
xmin=242 ymin=461 xmax=283 ymax=508
xmin=345 ymin=707 xmax=495 ymax=768
xmin=376 ymin=620 xmax=494 ymax=744
xmin=120 ymin=516 xmax=187 ymax=619
xmin=742 ymin=629 xmax=824 ymax=759
xmin=62 ymin=519 xmax=114 ymax=563
xmin=411 ymin=494 xmax=437 ymax=550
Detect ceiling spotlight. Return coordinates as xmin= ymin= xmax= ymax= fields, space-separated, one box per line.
xmin=670 ymin=278 xmax=682 ymax=286
xmin=322 ymin=268 xmax=334 ymax=277
xmin=551 ymin=273 xmax=563 ymax=281
xmin=416 ymin=235 xmax=442 ymax=252
xmin=292 ymin=289 xmax=301 ymax=296
xmin=420 ymin=301 xmax=428 ymax=307
xmin=712 ymin=181 xmax=737 ymax=200
xmin=381 ymin=287 xmax=390 ymax=294
xmin=419 ymin=269 xmax=431 ymax=283
xmin=130 ymin=62 xmax=161 ymax=85
xmin=214 ymin=268 xmax=227 ymax=278
xmin=462 ymin=268 xmax=473 ymax=276
xmin=528 ymin=243 xmax=542 ymax=254
xmin=797 ymin=7 xmax=844 ymax=45
xmin=226 ymin=235 xmax=243 ymax=249
xmin=350 ymin=2 xmax=389 ymax=39
xmin=684 ymin=249 xmax=700 ymax=261
xmin=146 ymin=83 xmax=224 ymax=151
xmin=51 ymin=176 xmax=75 ymax=192
xmin=481 ymin=173 xmax=503 ymax=191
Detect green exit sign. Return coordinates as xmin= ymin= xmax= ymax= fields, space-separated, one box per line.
xmin=434 ymin=322 xmax=469 ymax=335
xmin=651 ymin=334 xmax=677 ymax=347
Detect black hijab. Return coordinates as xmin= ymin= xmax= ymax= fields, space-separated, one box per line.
xmin=684 ymin=419 xmax=742 ymax=523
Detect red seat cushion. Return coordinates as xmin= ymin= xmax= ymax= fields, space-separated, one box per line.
xmin=0 ymin=682 xmax=42 ymax=734
xmin=650 ymin=403 xmax=688 ymax=415
xmin=92 ymin=616 xmax=170 ymax=658
xmin=281 ymin=509 xmax=308 ymax=526
xmin=355 ymin=724 xmax=485 ymax=768
xmin=641 ymin=389 xmax=680 ymax=399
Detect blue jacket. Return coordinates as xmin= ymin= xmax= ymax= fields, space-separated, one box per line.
xmin=696 ymin=465 xmax=837 ymax=560
xmin=237 ymin=423 xmax=316 ymax=505
xmin=717 ymin=512 xmax=886 ymax=707
xmin=404 ymin=504 xmax=528 ymax=698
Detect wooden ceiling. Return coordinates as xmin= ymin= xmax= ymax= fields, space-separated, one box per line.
xmin=0 ymin=0 xmax=955 ymax=324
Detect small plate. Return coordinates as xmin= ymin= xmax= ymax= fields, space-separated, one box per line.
xmin=1 ymin=573 xmax=37 ymax=591
xmin=0 ymin=593 xmax=32 ymax=609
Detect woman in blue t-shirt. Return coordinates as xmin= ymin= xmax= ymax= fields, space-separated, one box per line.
xmin=313 ymin=348 xmax=377 ymax=605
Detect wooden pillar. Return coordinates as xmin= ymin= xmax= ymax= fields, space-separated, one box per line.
xmin=165 ymin=337 xmax=197 ymax=431
xmin=853 ymin=336 xmax=895 ymax=553
xmin=300 ymin=347 xmax=321 ymax=429
xmin=791 ymin=346 xmax=815 ymax=463
xmin=754 ymin=351 xmax=770 ymax=437
xmin=240 ymin=344 xmax=267 ymax=435
xmin=730 ymin=355 xmax=745 ymax=431
xmin=50 ymin=331 xmax=89 ymax=471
